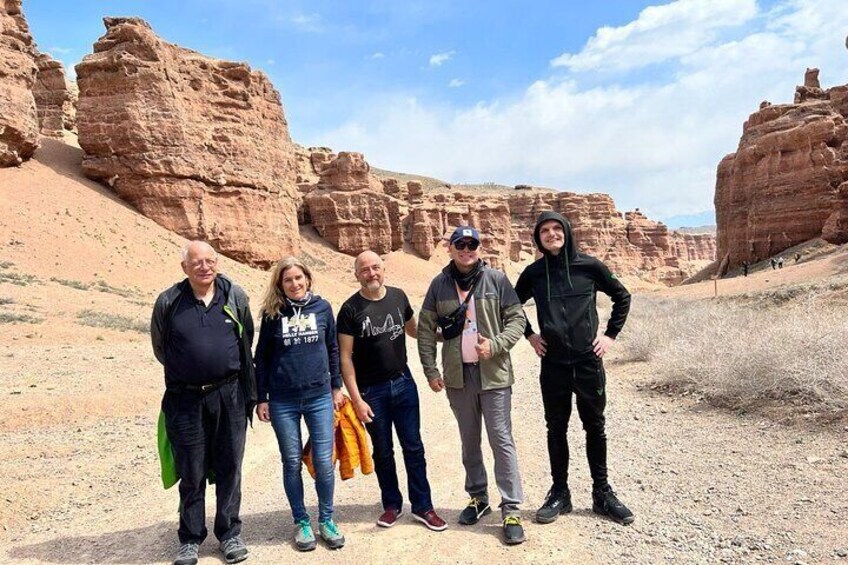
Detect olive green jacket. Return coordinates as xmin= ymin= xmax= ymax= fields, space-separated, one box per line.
xmin=418 ymin=263 xmax=526 ymax=390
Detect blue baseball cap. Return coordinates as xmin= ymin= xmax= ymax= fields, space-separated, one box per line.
xmin=449 ymin=226 xmax=480 ymax=245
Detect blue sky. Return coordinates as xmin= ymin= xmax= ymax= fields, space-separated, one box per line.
xmin=24 ymin=0 xmax=848 ymax=227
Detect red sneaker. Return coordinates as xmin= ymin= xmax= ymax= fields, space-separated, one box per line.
xmin=376 ymin=508 xmax=403 ymax=528
xmin=412 ymin=510 xmax=448 ymax=532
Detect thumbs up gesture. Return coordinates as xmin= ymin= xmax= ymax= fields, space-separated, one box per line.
xmin=475 ymin=334 xmax=493 ymax=360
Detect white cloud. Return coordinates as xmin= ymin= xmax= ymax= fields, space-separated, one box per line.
xmin=266 ymin=58 xmax=275 ymax=65
xmin=370 ymin=52 xmax=386 ymax=59
xmin=551 ymin=0 xmax=758 ymax=72
xmin=448 ymin=78 xmax=465 ymax=87
xmin=292 ymin=13 xmax=322 ymax=33
xmin=47 ymin=46 xmax=72 ymax=55
xmin=429 ymin=50 xmax=455 ymax=67
xmin=315 ymin=0 xmax=848 ymax=220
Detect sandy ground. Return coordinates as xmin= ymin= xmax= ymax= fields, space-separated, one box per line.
xmin=1 ymin=138 xmax=846 ymax=564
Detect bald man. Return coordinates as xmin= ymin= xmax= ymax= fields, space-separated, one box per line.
xmin=151 ymin=241 xmax=255 ymax=565
xmin=337 ymin=251 xmax=447 ymax=532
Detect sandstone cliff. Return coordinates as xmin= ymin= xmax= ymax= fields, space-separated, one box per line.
xmin=33 ymin=52 xmax=71 ymax=137
xmin=0 ymin=0 xmax=39 ymax=166
xmin=75 ymin=17 xmax=300 ymax=267
xmin=715 ymin=68 xmax=848 ymax=269
xmin=298 ymin=151 xmax=714 ymax=283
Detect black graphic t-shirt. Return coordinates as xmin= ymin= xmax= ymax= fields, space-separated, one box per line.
xmin=337 ymin=286 xmax=414 ymax=387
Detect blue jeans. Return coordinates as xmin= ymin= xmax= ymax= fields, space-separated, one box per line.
xmin=269 ymin=393 xmax=335 ymax=523
xmin=360 ymin=367 xmax=433 ymax=514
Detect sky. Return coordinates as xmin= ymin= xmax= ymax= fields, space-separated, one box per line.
xmin=23 ymin=0 xmax=848 ymax=228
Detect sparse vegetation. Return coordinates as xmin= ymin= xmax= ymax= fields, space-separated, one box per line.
xmin=76 ymin=309 xmax=148 ymax=333
xmin=0 ymin=312 xmax=43 ymax=324
xmin=0 ymin=297 xmax=14 ymax=305
xmin=617 ymin=293 xmax=848 ymax=417
xmin=0 ymin=270 xmax=39 ymax=286
xmin=50 ymin=277 xmax=139 ymax=298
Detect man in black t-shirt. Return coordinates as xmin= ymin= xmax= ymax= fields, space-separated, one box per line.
xmin=338 ymin=251 xmax=447 ymax=532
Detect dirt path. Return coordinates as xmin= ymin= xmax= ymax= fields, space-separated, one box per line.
xmin=2 ymin=334 xmax=845 ymax=565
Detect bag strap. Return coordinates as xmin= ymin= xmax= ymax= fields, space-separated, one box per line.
xmin=455 ymin=273 xmax=481 ymax=307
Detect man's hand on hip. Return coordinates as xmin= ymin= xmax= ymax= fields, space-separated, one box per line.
xmin=593 ymin=334 xmax=615 ymax=358
xmin=528 ymin=333 xmax=547 ymax=357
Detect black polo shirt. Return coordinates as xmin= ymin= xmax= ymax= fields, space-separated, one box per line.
xmin=164 ymin=281 xmax=242 ymax=387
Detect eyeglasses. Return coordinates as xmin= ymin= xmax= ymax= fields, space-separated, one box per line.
xmin=454 ymin=240 xmax=480 ymax=251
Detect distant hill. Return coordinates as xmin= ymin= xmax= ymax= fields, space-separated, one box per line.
xmin=370 ymin=166 xmax=524 ymax=194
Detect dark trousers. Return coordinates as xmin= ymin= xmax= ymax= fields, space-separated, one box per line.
xmin=540 ymin=356 xmax=608 ymax=491
xmin=162 ymin=380 xmax=246 ymax=544
xmin=361 ymin=367 xmax=434 ymax=514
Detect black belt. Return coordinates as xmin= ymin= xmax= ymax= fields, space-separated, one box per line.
xmin=178 ymin=373 xmax=239 ymax=393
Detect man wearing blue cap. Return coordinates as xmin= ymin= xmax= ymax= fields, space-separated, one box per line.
xmin=418 ymin=226 xmax=527 ymax=545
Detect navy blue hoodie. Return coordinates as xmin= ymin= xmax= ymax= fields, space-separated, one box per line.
xmin=515 ymin=211 xmax=631 ymax=364
xmin=254 ymin=294 xmax=342 ymax=402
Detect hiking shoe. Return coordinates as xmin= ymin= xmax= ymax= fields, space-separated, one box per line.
xmin=174 ymin=542 xmax=199 ymax=565
xmin=412 ymin=509 xmax=448 ymax=532
xmin=318 ymin=519 xmax=345 ymax=549
xmin=294 ymin=519 xmax=317 ymax=552
xmin=458 ymin=497 xmax=492 ymax=525
xmin=376 ymin=508 xmax=403 ymax=528
xmin=593 ymin=486 xmax=635 ymax=525
xmin=503 ymin=516 xmax=526 ymax=545
xmin=219 ymin=535 xmax=248 ymax=564
xmin=535 ymin=486 xmax=573 ymax=524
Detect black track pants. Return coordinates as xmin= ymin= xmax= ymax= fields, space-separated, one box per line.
xmin=539 ymin=356 xmax=608 ymax=491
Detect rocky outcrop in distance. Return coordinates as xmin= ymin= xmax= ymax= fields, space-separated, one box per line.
xmin=75 ymin=17 xmax=300 ymax=267
xmin=715 ymin=67 xmax=848 ymax=270
xmin=297 ymin=148 xmax=715 ymax=284
xmin=0 ymin=0 xmax=39 ymax=166
xmin=33 ymin=53 xmax=72 ymax=137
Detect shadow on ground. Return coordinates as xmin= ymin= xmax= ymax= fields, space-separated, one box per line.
xmin=9 ymin=503 xmax=518 ymax=563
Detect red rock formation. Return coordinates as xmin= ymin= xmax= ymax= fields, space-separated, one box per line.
xmin=715 ymin=68 xmax=848 ymax=269
xmin=296 ymin=150 xmax=714 ymax=282
xmin=33 ymin=53 xmax=70 ymax=137
xmin=64 ymin=80 xmax=78 ymax=132
xmin=75 ymin=17 xmax=300 ymax=267
xmin=317 ymin=152 xmax=382 ymax=192
xmin=307 ymin=190 xmax=405 ymax=255
xmin=0 ymin=0 xmax=39 ymax=166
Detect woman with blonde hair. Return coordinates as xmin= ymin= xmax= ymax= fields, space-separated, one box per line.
xmin=254 ymin=257 xmax=345 ymax=551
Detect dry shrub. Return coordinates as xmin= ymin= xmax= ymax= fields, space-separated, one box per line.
xmin=618 ymin=294 xmax=848 ymax=414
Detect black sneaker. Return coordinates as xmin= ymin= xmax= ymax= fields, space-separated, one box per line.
xmin=592 ymin=486 xmax=634 ymax=525
xmin=458 ymin=497 xmax=492 ymax=525
xmin=535 ymin=486 xmax=573 ymax=524
xmin=502 ymin=516 xmax=526 ymax=545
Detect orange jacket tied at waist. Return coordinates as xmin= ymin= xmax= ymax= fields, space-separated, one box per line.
xmin=303 ymin=397 xmax=373 ymax=480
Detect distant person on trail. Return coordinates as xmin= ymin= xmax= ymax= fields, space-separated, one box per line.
xmin=418 ymin=226 xmax=528 ymax=545
xmin=742 ymin=261 xmax=749 ymax=277
xmin=337 ymin=250 xmax=447 ymax=532
xmin=795 ymin=252 xmax=801 ymax=263
xmin=515 ymin=211 xmax=634 ymax=526
xmin=770 ymin=258 xmax=777 ymax=270
xmin=151 ymin=241 xmax=254 ymax=565
xmin=778 ymin=256 xmax=784 ymax=269
xmin=254 ymin=257 xmax=346 ymax=552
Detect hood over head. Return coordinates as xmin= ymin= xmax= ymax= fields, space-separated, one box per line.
xmin=533 ymin=211 xmax=577 ymax=259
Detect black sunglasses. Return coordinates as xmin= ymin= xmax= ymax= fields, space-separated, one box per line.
xmin=454 ymin=240 xmax=480 ymax=251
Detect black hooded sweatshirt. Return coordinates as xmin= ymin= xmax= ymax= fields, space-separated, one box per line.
xmin=515 ymin=211 xmax=631 ymax=364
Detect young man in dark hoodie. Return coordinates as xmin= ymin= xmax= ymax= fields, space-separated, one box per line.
xmin=515 ymin=212 xmax=634 ymax=526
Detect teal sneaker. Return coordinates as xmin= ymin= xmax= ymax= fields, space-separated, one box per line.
xmin=294 ymin=519 xmax=317 ymax=552
xmin=318 ymin=519 xmax=345 ymax=549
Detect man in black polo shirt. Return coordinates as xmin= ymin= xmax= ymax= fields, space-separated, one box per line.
xmin=337 ymin=250 xmax=446 ymax=532
xmin=151 ymin=241 xmax=255 ymax=565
